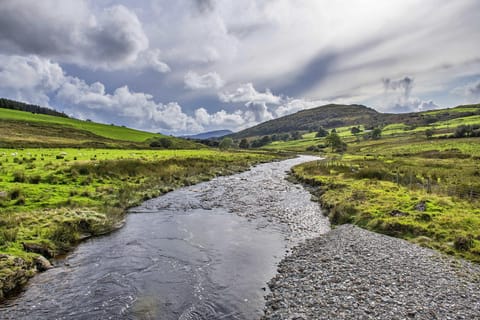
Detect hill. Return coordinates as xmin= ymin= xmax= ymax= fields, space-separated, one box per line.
xmin=0 ymin=105 xmax=200 ymax=149
xmin=230 ymin=104 xmax=379 ymax=138
xmin=182 ymin=129 xmax=233 ymax=140
xmin=230 ymin=103 xmax=480 ymax=139
xmin=0 ymin=98 xmax=68 ymax=118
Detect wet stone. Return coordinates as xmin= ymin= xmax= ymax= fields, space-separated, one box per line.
xmin=262 ymin=225 xmax=480 ymax=319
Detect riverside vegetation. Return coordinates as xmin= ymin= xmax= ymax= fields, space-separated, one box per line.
xmin=0 ymin=104 xmax=283 ymax=299
xmin=255 ymin=104 xmax=480 ymax=262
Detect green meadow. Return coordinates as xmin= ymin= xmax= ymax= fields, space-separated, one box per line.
xmin=267 ymin=113 xmax=480 ymax=262
xmin=0 ymin=108 xmax=285 ymax=298
xmin=0 ymin=108 xmax=199 ymax=149
xmin=0 ymin=148 xmax=279 ymax=254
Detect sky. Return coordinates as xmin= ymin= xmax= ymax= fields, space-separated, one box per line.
xmin=0 ymin=0 xmax=479 ymax=135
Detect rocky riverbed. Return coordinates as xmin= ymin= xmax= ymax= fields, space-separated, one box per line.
xmin=263 ymin=224 xmax=480 ymax=319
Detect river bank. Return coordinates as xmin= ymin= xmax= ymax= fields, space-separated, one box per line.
xmin=0 ymin=156 xmax=329 ymax=319
xmin=263 ymin=224 xmax=480 ymax=319
xmin=0 ymin=149 xmax=283 ymax=300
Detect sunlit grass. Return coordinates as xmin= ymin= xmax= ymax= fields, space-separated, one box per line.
xmin=0 ymin=148 xmax=282 ymax=280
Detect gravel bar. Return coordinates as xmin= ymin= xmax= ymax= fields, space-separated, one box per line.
xmin=262 ymin=224 xmax=480 ymax=320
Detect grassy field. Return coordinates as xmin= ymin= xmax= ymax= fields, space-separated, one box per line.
xmin=248 ymin=106 xmax=480 ymax=262
xmin=0 ymin=148 xmax=282 ymax=298
xmin=288 ymin=133 xmax=480 ymax=262
xmin=0 ymin=108 xmax=199 ymax=149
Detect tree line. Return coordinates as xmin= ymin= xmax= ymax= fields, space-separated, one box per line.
xmin=0 ymin=98 xmax=69 ymax=118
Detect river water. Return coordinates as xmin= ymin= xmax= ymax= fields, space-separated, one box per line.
xmin=0 ymin=156 xmax=329 ymax=319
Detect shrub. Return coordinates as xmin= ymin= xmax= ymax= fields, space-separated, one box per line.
xmin=454 ymin=235 xmax=474 ymax=251
xmin=328 ymin=204 xmax=357 ymax=224
xmin=423 ymin=129 xmax=434 ymax=138
xmin=14 ymin=196 xmax=25 ymax=205
xmin=355 ymin=168 xmax=391 ymax=180
xmin=316 ymin=127 xmax=329 ymax=137
xmin=9 ymin=188 xmax=22 ymax=200
xmin=150 ymin=137 xmax=173 ymax=148
xmin=28 ymin=175 xmax=41 ymax=184
xmin=0 ymin=228 xmax=18 ymax=245
xmin=12 ymin=170 xmax=26 ymax=182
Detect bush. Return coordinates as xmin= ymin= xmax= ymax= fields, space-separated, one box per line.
xmin=425 ymin=129 xmax=434 ymax=139
xmin=9 ymin=188 xmax=22 ymax=200
xmin=454 ymin=235 xmax=474 ymax=251
xmin=150 ymin=137 xmax=173 ymax=148
xmin=29 ymin=175 xmax=41 ymax=184
xmin=0 ymin=228 xmax=18 ymax=245
xmin=14 ymin=196 xmax=25 ymax=205
xmin=12 ymin=170 xmax=26 ymax=182
xmin=355 ymin=168 xmax=391 ymax=180
xmin=329 ymin=204 xmax=357 ymax=224
xmin=316 ymin=127 xmax=329 ymax=137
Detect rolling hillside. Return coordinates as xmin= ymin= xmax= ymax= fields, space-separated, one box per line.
xmin=0 ymin=103 xmax=200 ymax=149
xmin=230 ymin=103 xmax=480 ymax=139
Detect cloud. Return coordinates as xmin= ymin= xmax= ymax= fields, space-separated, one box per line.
xmin=274 ymin=98 xmax=327 ymax=117
xmin=184 ymin=71 xmax=224 ymax=89
xmin=193 ymin=0 xmax=216 ymax=13
xmin=137 ymin=49 xmax=171 ymax=73
xmin=378 ymin=76 xmax=441 ymax=112
xmin=382 ymin=77 xmax=414 ymax=100
xmin=0 ymin=54 xmax=65 ymax=106
xmin=452 ymin=80 xmax=480 ymax=102
xmin=219 ymin=83 xmax=281 ymax=105
xmin=0 ymin=54 xmax=275 ymax=134
xmin=389 ymin=99 xmax=441 ymax=113
xmin=0 ymin=1 xmax=169 ymax=72
xmin=85 ymin=5 xmax=149 ymax=67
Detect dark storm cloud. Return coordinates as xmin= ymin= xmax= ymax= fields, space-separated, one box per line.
xmin=0 ymin=1 xmax=148 ymax=69
xmin=383 ymin=76 xmax=414 ymax=99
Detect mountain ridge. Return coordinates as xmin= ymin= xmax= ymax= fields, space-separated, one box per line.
xmin=181 ymin=129 xmax=233 ymax=140
xmin=229 ymin=103 xmax=480 ymax=139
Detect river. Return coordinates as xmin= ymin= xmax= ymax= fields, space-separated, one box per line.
xmin=0 ymin=156 xmax=330 ymax=319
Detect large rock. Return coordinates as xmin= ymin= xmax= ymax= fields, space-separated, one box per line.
xmin=22 ymin=242 xmax=54 ymax=258
xmin=0 ymin=254 xmax=36 ymax=301
xmin=34 ymin=255 xmax=53 ymax=272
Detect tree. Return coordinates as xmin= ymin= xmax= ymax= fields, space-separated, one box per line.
xmin=219 ymin=137 xmax=233 ymax=150
xmin=371 ymin=127 xmax=382 ymax=140
xmin=425 ymin=129 xmax=434 ymax=139
xmin=239 ymin=138 xmax=249 ymax=149
xmin=316 ymin=127 xmax=328 ymax=137
xmin=150 ymin=137 xmax=173 ymax=148
xmin=325 ymin=132 xmax=347 ymax=152
xmin=350 ymin=126 xmax=361 ymax=135
xmin=454 ymin=125 xmax=471 ymax=138
xmin=291 ymin=131 xmax=302 ymax=140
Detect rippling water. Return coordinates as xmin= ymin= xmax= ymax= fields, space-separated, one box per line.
xmin=0 ymin=156 xmax=329 ymax=319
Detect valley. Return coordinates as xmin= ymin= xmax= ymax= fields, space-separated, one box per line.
xmin=1 ymin=100 xmax=480 ymax=318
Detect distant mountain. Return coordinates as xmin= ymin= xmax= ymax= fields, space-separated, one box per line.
xmin=229 ymin=104 xmax=379 ymax=138
xmin=229 ymin=103 xmax=480 ymax=139
xmin=182 ymin=129 xmax=233 ymax=140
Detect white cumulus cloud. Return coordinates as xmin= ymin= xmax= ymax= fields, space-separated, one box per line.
xmin=184 ymin=71 xmax=224 ymax=90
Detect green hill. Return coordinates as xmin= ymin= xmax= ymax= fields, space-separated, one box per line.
xmin=230 ymin=103 xmax=480 ymax=139
xmin=0 ymin=105 xmax=200 ymax=149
